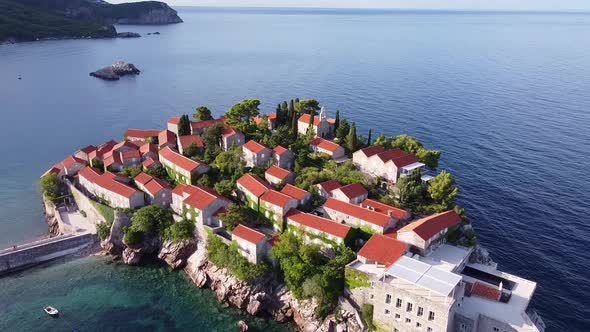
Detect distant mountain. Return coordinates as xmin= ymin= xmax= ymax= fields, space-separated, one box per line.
xmin=0 ymin=0 xmax=182 ymax=43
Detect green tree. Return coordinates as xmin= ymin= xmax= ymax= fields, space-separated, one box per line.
xmin=367 ymin=129 xmax=372 ymax=145
xmin=122 ymin=165 xmax=142 ymax=178
xmin=374 ymin=133 xmax=387 ymax=146
xmin=197 ymin=173 xmax=213 ymax=187
xmin=124 ymin=205 xmax=173 ymax=244
xmin=183 ymin=142 xmax=200 ymax=158
xmin=163 ymin=219 xmax=195 ymax=242
xmin=417 ymin=148 xmax=441 ymax=169
xmin=214 ymin=144 xmax=244 ymax=177
xmin=40 ymin=173 xmax=62 ymax=201
xmin=427 ymin=170 xmax=459 ymax=211
xmin=334 ymin=110 xmax=340 ymax=131
xmin=297 ymin=99 xmax=321 ymax=115
xmin=395 ymin=169 xmax=424 ymax=210
xmin=218 ymin=203 xmax=257 ymax=231
xmin=335 ymin=118 xmax=349 ymax=143
xmin=346 ymin=122 xmax=358 ymax=153
xmin=178 ymin=114 xmax=191 ymax=136
xmin=214 ymin=179 xmax=235 ymax=198
xmin=225 ymin=99 xmax=261 ymax=133
xmin=145 ymin=164 xmax=168 ymax=180
xmin=193 ymin=106 xmax=213 ymax=121
xmin=391 ymin=134 xmax=422 ymax=153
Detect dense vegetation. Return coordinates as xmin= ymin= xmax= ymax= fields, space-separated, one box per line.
xmin=40 ymin=173 xmax=64 ymax=202
xmin=123 ymin=205 xmax=173 ymax=245
xmin=96 ymin=220 xmax=113 ymax=241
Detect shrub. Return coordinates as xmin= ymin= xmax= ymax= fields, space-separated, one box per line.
xmin=40 ymin=173 xmax=62 ymax=201
xmin=96 ymin=221 xmax=112 ymax=241
xmin=91 ymin=201 xmax=115 ymax=224
xmin=123 ymin=226 xmax=143 ymax=245
xmin=344 ymin=267 xmax=371 ymax=289
xmin=163 ymin=219 xmax=195 ymax=242
xmin=361 ymin=304 xmax=376 ymax=332
xmin=207 ymin=233 xmax=268 ymax=282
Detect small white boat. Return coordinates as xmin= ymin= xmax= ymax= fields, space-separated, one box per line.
xmin=44 ymin=306 xmax=59 ymax=316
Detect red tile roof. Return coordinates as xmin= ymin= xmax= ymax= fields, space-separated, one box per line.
xmin=159 ymin=146 xmax=206 ymax=173
xmin=357 ymin=145 xmax=385 ymax=158
xmin=78 ymin=145 xmax=96 ymax=154
xmin=78 ymin=167 xmax=139 ymax=198
xmin=298 ymin=114 xmax=335 ymax=126
xmin=112 ymin=141 xmax=138 ymax=152
xmin=281 ymin=184 xmax=310 ymax=201
xmin=357 ymin=234 xmax=408 ymax=266
xmin=232 ymin=224 xmax=266 ymax=244
xmin=142 ymin=159 xmax=160 ymax=168
xmin=310 ymin=137 xmax=342 ymax=153
xmin=237 ymin=174 xmax=271 ymax=198
xmin=397 ymin=211 xmax=462 ymax=241
xmin=134 ymin=172 xmax=153 ymax=186
xmin=375 ymin=149 xmax=406 ymax=162
xmin=253 ymin=113 xmax=277 ymax=126
xmin=243 ymin=140 xmax=270 ymax=154
xmin=89 ymin=140 xmax=117 ymax=160
xmin=190 ymin=117 xmax=225 ymax=130
xmin=182 ymin=185 xmax=228 ymax=210
xmin=159 ymin=130 xmax=176 ymax=146
xmin=333 ymin=183 xmax=367 ymax=199
xmin=42 ymin=166 xmax=61 ymax=177
xmin=260 ymin=189 xmax=296 ymax=208
xmin=144 ymin=178 xmax=171 ymax=195
xmin=466 ymin=282 xmax=501 ymax=301
xmin=222 ymin=125 xmax=242 ymax=138
xmin=168 ymin=117 xmax=180 ymax=125
xmin=61 ymin=156 xmax=86 ymax=168
xmin=286 ymin=209 xmax=350 ymax=239
xmin=388 ymin=154 xmax=419 ymax=168
xmin=139 ymin=143 xmax=158 ymax=155
xmin=361 ymin=199 xmax=408 ymax=220
xmin=265 ymin=165 xmax=292 ymax=181
xmin=121 ymin=150 xmax=141 ymax=160
xmin=178 ymin=135 xmax=204 ymax=149
xmin=317 ymin=179 xmax=341 ymax=192
xmin=273 ymin=145 xmax=289 ymax=155
xmin=324 ymin=198 xmax=392 ymax=227
xmin=124 ymin=129 xmax=160 ymax=138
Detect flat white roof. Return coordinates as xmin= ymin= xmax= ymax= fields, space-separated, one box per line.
xmin=385 ymin=256 xmax=462 ymax=296
xmin=401 ymin=162 xmax=425 ymax=171
xmin=421 ymin=174 xmax=434 ymax=182
xmin=420 ymin=244 xmax=472 ymax=272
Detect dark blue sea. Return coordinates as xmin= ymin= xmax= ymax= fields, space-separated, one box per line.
xmin=1 ymin=7 xmax=589 ymax=331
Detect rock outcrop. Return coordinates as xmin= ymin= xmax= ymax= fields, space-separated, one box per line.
xmin=100 ymin=211 xmax=132 ymax=258
xmin=184 ymin=245 xmax=362 ymax=332
xmin=117 ymin=32 xmax=141 ymax=38
xmin=158 ymin=238 xmax=197 ymax=270
xmin=90 ymin=61 xmax=140 ymax=80
xmin=42 ymin=200 xmax=62 ymax=237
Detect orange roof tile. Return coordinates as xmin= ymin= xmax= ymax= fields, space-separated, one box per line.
xmin=388 ymin=154 xmax=419 ymax=168
xmin=243 ymin=140 xmax=270 ymax=154
xmin=134 ymin=172 xmax=153 ymax=186
xmin=317 ymin=179 xmax=341 ymax=192
xmin=265 ymin=165 xmax=292 ymax=181
xmin=286 ymin=209 xmax=350 ymax=239
xmin=237 ymin=174 xmax=271 ymax=198
xmin=61 ymin=156 xmax=86 ymax=168
xmin=397 ymin=211 xmax=461 ymax=241
xmin=281 ymin=184 xmax=310 ymax=201
xmin=232 ymin=224 xmax=266 ymax=244
xmin=124 ymin=129 xmax=160 ymax=138
xmin=324 ymin=198 xmax=392 ymax=227
xmin=298 ymin=114 xmax=335 ymax=126
xmin=357 ymin=234 xmax=408 ymax=266
xmin=78 ymin=167 xmax=139 ymax=198
xmin=273 ymin=145 xmax=288 ymax=155
xmin=375 ymin=149 xmax=406 ymax=162
xmin=78 ymin=145 xmax=96 ymax=154
xmin=178 ymin=135 xmax=204 ymax=149
xmin=182 ymin=185 xmax=227 ymax=210
xmin=333 ymin=183 xmax=367 ymax=199
xmin=357 ymin=145 xmax=385 ymax=158
xmin=310 ymin=137 xmax=342 ymax=153
xmin=142 ymin=159 xmax=160 ymax=168
xmin=190 ymin=117 xmax=225 ymax=130
xmin=159 ymin=146 xmax=206 ymax=173
xmin=159 ymin=130 xmax=176 ymax=146
xmin=144 ymin=178 xmax=171 ymax=195
xmin=168 ymin=117 xmax=180 ymax=125
xmin=260 ymin=189 xmax=296 ymax=208
xmin=361 ymin=199 xmax=408 ymax=220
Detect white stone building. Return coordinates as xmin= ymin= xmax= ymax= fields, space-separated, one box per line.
xmin=241 ymin=140 xmax=272 ymax=168
xmin=232 ymin=224 xmax=268 ymax=265
xmin=297 ymin=107 xmax=335 ymax=138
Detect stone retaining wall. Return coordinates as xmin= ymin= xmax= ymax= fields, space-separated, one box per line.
xmin=68 ymin=182 xmax=105 ymax=225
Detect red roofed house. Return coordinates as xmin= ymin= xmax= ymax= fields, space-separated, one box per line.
xmin=59 ymin=156 xmax=88 ymax=177
xmin=272 ymin=145 xmax=295 ymax=170
xmin=323 ymin=198 xmax=397 ymax=234
xmin=75 ymin=145 xmax=97 ymax=162
xmin=158 ymin=130 xmax=177 ymax=150
xmin=167 ymin=117 xmax=181 ymax=134
xmin=397 ymin=210 xmax=462 ymax=255
xmin=316 ymin=179 xmax=342 ymax=200
xmin=286 ymin=209 xmax=351 ymax=248
xmin=281 ymin=184 xmax=312 ymax=207
xmin=264 ymin=165 xmax=295 ymax=187
xmin=142 ymin=158 xmax=161 ymax=170
xmin=177 ymin=135 xmax=204 ymax=155
xmin=297 ymin=107 xmax=335 ymax=138
xmin=190 ymin=117 xmax=226 ymax=135
xmin=88 ymin=140 xmax=117 ymax=168
xmin=124 ymin=129 xmax=160 ymax=142
xmin=309 ymin=137 xmax=345 ymax=160
xmin=232 ymin=224 xmax=268 ymax=265
xmin=360 ymin=199 xmax=411 ymax=222
xmin=222 ymin=126 xmax=245 ymax=151
xmin=139 ymin=142 xmax=159 ymax=161
xmin=105 ymin=149 xmax=141 ymax=172
xmin=134 ymin=172 xmax=172 ymax=206
xmin=236 ymin=174 xmax=271 ymax=210
xmin=78 ymin=167 xmax=144 ymax=209
xmin=171 ymin=184 xmax=230 ymax=227
xmin=241 ymin=140 xmax=271 ymax=167
xmin=252 ymin=112 xmax=277 ymax=130
xmin=353 ymin=147 xmax=424 ymax=184
xmin=159 ymin=147 xmax=209 ymax=185
xmin=259 ymin=190 xmax=298 ymax=231
xmin=357 ymin=234 xmax=408 ymax=267
xmin=331 ymin=183 xmax=368 ymax=204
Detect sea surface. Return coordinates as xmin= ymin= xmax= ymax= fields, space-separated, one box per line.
xmin=1 ymin=7 xmax=589 ymax=331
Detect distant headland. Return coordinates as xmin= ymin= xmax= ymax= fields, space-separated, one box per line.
xmin=0 ymin=0 xmax=182 ymax=44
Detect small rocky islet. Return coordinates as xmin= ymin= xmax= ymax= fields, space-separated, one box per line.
xmin=90 ymin=61 xmax=141 ymax=81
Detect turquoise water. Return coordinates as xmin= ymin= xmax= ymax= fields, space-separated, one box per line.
xmin=0 ymin=256 xmax=293 ymax=331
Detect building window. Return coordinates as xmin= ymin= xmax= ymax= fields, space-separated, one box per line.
xmin=396 ymin=298 xmax=402 ymax=308
xmin=406 ymin=302 xmax=413 ymax=312
xmin=428 ymin=311 xmax=435 ymax=321
xmin=417 ymin=306 xmax=424 ymax=316
xmin=394 ymin=329 xmax=399 ymax=332
xmin=369 ymin=294 xmax=374 ymax=300
xmin=405 ymin=318 xmax=411 ymax=324
xmin=385 ymin=294 xmax=392 ymax=304
xmin=395 ymin=313 xmax=400 ymax=320
xmin=384 ymin=309 xmax=390 ymax=315
xmin=493 ymin=329 xmax=499 ymax=332
xmin=427 ymin=328 xmax=433 ymax=332
xmin=416 ymin=322 xmax=422 ymax=328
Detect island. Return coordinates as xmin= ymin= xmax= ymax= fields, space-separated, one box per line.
xmin=39 ymin=99 xmax=545 ymax=332
xmin=0 ymin=0 xmax=181 ymax=43
xmin=90 ymin=61 xmax=141 ymax=80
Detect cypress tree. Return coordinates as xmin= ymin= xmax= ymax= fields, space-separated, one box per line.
xmin=288 ymin=99 xmax=295 ymax=121
xmin=276 ymin=103 xmax=282 ymax=126
xmin=178 ymin=114 xmax=191 ymax=136
xmin=367 ymin=129 xmax=372 ymax=145
xmin=346 ymin=122 xmax=357 ymax=152
xmin=281 ymin=101 xmax=288 ymax=112
xmin=334 ymin=110 xmax=340 ymax=131
xmin=291 ymin=113 xmax=298 ymax=134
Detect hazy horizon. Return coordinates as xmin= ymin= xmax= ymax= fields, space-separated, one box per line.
xmin=109 ymin=0 xmax=590 ymax=12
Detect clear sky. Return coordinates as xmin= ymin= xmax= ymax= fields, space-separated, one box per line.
xmin=112 ymin=0 xmax=590 ymax=12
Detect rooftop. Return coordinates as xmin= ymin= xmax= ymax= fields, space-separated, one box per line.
xmin=419 ymin=244 xmax=473 ymax=273
xmin=159 ymin=146 xmax=206 ymax=173
xmin=273 ymin=145 xmax=289 ymax=155
xmin=332 ymin=183 xmax=367 ymax=199
xmin=265 ymin=165 xmax=292 ymax=181
xmin=356 ymin=145 xmax=385 ymax=158
xmin=324 ymin=198 xmax=392 ymax=227
xmin=243 ymin=140 xmax=270 ymax=154
xmin=310 ymin=137 xmax=342 ymax=153
xmin=182 ymin=185 xmax=228 ymax=210
xmin=237 ymin=174 xmax=271 ymax=197
xmin=178 ymin=135 xmax=204 ymax=149
xmin=260 ymin=189 xmax=295 ymax=208
xmin=232 ymin=224 xmax=266 ymax=244
xmin=281 ymin=184 xmax=310 ymax=201
xmin=397 ymin=210 xmax=462 ymax=241
xmin=124 ymin=128 xmax=160 ymax=138
xmin=361 ymin=198 xmax=408 ymax=220
xmin=79 ymin=167 xmax=139 ymax=199
xmin=357 ymin=234 xmax=408 ymax=266
xmin=316 ymin=179 xmax=341 ymax=192
xmin=298 ymin=113 xmax=335 ymax=126
xmin=286 ymin=209 xmax=350 ymax=239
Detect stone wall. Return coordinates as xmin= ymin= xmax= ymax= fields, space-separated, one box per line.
xmin=68 ymin=182 xmax=106 ymax=225
xmin=0 ymin=233 xmax=96 ymax=275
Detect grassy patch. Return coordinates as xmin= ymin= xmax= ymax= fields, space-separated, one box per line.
xmin=345 ymin=266 xmax=371 ymax=289
xmin=91 ymin=201 xmax=115 ymax=224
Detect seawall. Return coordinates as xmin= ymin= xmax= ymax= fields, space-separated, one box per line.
xmin=0 ymin=233 xmax=96 ymax=275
